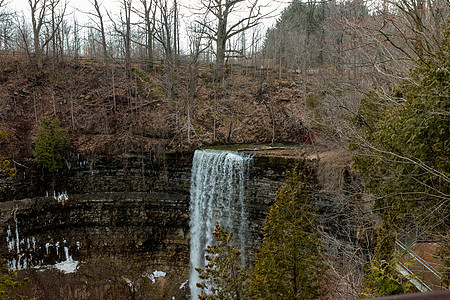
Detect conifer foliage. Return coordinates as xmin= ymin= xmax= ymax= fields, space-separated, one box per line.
xmin=353 ymin=19 xmax=449 ymax=231
xmin=33 ymin=118 xmax=70 ymax=173
xmin=352 ymin=18 xmax=450 ymax=296
xmin=0 ymin=128 xmax=16 ymax=179
xmin=248 ymin=167 xmax=327 ymax=300
xmin=196 ymin=222 xmax=248 ymax=300
xmin=0 ymin=263 xmax=30 ymax=299
xmin=360 ymin=254 xmax=412 ymax=298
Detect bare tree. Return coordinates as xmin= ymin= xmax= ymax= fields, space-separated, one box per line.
xmin=0 ymin=0 xmax=14 ymax=53
xmin=50 ymin=0 xmax=61 ymax=63
xmin=380 ymin=0 xmax=449 ymax=63
xmin=197 ymin=0 xmax=263 ymax=82
xmin=87 ymin=0 xmax=110 ymax=75
xmin=173 ymin=0 xmax=179 ymax=67
xmin=72 ymin=16 xmax=80 ymax=64
xmin=154 ymin=0 xmax=176 ymax=109
xmin=184 ymin=21 xmax=211 ymax=143
xmin=107 ymin=0 xmax=134 ymax=107
xmin=15 ymin=15 xmax=33 ymax=61
xmin=28 ymin=0 xmax=67 ymax=70
xmin=135 ymin=0 xmax=157 ymax=69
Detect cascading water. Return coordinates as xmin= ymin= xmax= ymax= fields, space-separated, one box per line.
xmin=189 ymin=149 xmax=252 ymax=299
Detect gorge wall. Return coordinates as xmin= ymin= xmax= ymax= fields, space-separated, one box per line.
xmin=0 ymin=148 xmax=362 ymax=299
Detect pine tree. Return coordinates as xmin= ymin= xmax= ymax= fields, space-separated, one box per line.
xmin=196 ymin=222 xmax=248 ymax=300
xmin=33 ymin=118 xmax=70 ymax=173
xmin=248 ymin=167 xmax=327 ymax=300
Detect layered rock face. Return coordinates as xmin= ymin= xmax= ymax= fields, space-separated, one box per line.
xmin=0 ymin=149 xmax=361 ymax=299
xmin=0 ymin=152 xmax=194 ymax=299
xmin=0 ymin=151 xmax=303 ymax=299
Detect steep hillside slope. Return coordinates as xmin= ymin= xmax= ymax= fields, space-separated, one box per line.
xmin=0 ymin=56 xmax=313 ymax=162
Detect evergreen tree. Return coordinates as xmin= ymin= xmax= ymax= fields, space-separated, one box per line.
xmin=248 ymin=167 xmax=327 ymax=300
xmin=33 ymin=118 xmax=70 ymax=173
xmin=196 ymin=223 xmax=248 ymax=300
xmin=352 ymin=19 xmax=449 ymax=237
xmin=360 ymin=254 xmax=412 ymax=298
xmin=0 ymin=262 xmax=30 ymax=299
xmin=352 ymin=18 xmax=449 ymax=295
xmin=0 ymin=128 xmax=16 ymax=179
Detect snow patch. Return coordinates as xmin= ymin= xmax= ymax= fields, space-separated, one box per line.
xmin=34 ymin=247 xmax=79 ymax=274
xmin=143 ymin=270 xmax=167 ymax=284
xmin=123 ymin=277 xmax=133 ymax=287
xmin=122 ymin=277 xmax=136 ymax=293
xmin=53 ymin=259 xmax=79 ymax=274
xmin=34 ymin=259 xmax=79 ymax=274
xmin=179 ymin=280 xmax=188 ymax=290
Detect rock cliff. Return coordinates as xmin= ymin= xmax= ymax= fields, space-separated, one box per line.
xmin=0 ymin=147 xmax=362 ymax=299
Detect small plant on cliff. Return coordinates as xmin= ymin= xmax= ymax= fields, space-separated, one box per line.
xmin=360 ymin=252 xmax=412 ymax=298
xmin=0 ymin=262 xmax=30 ymax=299
xmin=0 ymin=128 xmax=16 ymax=179
xmin=33 ymin=118 xmax=70 ymax=173
xmin=248 ymin=167 xmax=328 ymax=300
xmin=196 ymin=222 xmax=248 ymax=300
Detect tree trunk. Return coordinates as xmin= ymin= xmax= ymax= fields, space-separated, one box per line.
xmin=144 ymin=1 xmax=154 ymax=69
xmin=215 ymin=38 xmax=226 ymax=82
xmin=32 ymin=19 xmax=43 ymax=70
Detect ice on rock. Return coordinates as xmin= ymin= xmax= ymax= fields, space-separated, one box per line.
xmin=53 ymin=191 xmax=69 ymax=202
xmin=143 ymin=270 xmax=167 ymax=284
xmin=179 ymin=280 xmax=188 ymax=290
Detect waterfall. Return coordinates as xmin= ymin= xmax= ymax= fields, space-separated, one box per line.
xmin=189 ymin=149 xmax=252 ymax=299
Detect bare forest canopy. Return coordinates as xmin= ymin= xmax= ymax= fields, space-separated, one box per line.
xmin=0 ymin=0 xmax=446 ymax=74
xmin=0 ymin=0 xmax=447 ymax=160
xmin=0 ymin=0 xmax=448 ymax=178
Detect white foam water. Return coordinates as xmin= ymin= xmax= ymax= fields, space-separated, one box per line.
xmin=189 ymin=149 xmax=252 ymax=299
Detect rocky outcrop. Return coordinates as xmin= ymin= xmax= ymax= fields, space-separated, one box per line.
xmin=0 ymin=151 xmax=194 ymax=299
xmin=0 ymin=148 xmax=362 ymax=299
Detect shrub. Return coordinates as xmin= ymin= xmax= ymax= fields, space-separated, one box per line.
xmin=33 ymin=118 xmax=70 ymax=172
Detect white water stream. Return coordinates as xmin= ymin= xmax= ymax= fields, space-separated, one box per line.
xmin=189 ymin=149 xmax=252 ymax=299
